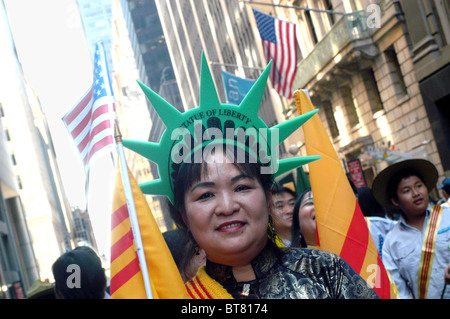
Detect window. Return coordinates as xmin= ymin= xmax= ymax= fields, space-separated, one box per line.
xmin=322 ymin=100 xmax=339 ymax=139
xmin=340 ymin=85 xmax=359 ymax=127
xmin=384 ymin=46 xmax=408 ymax=99
xmin=361 ymin=69 xmax=384 ymax=116
xmin=324 ymin=0 xmax=335 ymax=26
xmin=305 ymin=10 xmax=318 ymax=44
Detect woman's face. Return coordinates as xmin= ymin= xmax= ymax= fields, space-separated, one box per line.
xmin=183 ymin=151 xmax=269 ymax=267
xmin=298 ymin=191 xmax=317 ymax=246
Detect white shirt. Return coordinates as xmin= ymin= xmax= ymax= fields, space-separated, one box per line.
xmin=441 ymin=199 xmax=450 ymax=207
xmin=366 ymin=216 xmax=397 ymax=259
xmin=382 ymin=205 xmax=450 ymax=299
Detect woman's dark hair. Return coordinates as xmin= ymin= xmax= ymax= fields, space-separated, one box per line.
xmin=357 ymin=186 xmax=386 ymax=218
xmin=163 ymin=229 xmax=195 ymax=280
xmin=168 ymin=147 xmax=274 ymax=269
xmin=52 ymin=246 xmax=106 ymax=299
xmin=291 ymin=188 xmax=311 ymax=248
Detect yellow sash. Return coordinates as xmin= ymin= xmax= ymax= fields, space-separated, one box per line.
xmin=418 ymin=205 xmax=444 ymax=299
xmin=185 ymin=266 xmax=233 ymax=299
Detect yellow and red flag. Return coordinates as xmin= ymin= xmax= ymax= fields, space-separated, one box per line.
xmin=110 ymin=164 xmax=190 ymax=298
xmin=294 ymin=90 xmax=399 ymax=299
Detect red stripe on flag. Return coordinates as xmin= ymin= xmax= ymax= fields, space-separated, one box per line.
xmin=285 ymin=24 xmax=297 ymax=99
xmin=63 ymin=86 xmax=94 ymax=125
xmin=111 ymin=204 xmax=129 ymax=229
xmin=70 ymin=103 xmax=110 ymax=139
xmin=111 ymin=228 xmax=134 ymax=262
xmin=77 ymin=119 xmax=112 ymax=154
xmin=281 ymin=22 xmax=289 ymax=96
xmin=79 ymin=119 xmax=112 ymax=154
xmin=373 ymin=256 xmax=393 ymax=299
xmin=338 ymin=202 xmax=369 ymax=274
xmin=82 ymin=132 xmax=114 ymax=166
xmin=110 ymin=257 xmax=141 ymax=296
xmin=71 ymin=107 xmax=93 ymax=139
xmin=277 ymin=20 xmax=284 ymax=94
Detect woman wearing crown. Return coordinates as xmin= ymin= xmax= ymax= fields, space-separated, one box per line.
xmin=123 ymin=53 xmax=378 ymax=299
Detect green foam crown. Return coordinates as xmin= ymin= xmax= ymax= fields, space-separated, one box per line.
xmin=123 ymin=53 xmax=320 ymax=204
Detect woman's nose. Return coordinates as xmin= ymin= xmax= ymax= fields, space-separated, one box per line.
xmin=215 ymin=192 xmax=239 ymax=215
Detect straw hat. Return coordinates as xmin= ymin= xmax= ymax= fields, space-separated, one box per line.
xmin=372 ymin=159 xmax=438 ymax=209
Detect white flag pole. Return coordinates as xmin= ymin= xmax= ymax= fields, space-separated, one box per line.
xmin=114 ymin=123 xmax=153 ymax=299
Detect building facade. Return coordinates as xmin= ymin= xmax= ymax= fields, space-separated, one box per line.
xmin=1 ymin=0 xmax=61 ymax=297
xmin=121 ymin=0 xmax=448 ymax=209
xmin=399 ymin=0 xmax=450 ymax=176
xmin=273 ymin=0 xmax=449 ymax=189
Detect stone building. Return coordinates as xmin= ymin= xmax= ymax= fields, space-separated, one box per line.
xmin=273 ymin=0 xmax=449 ymax=189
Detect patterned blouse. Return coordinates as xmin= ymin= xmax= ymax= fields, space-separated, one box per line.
xmin=204 ymin=241 xmax=379 ymax=299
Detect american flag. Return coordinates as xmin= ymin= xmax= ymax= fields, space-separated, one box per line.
xmin=253 ymin=9 xmax=298 ymax=99
xmin=62 ymin=41 xmax=116 ymax=172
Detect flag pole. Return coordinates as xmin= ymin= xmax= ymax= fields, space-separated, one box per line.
xmin=114 ymin=122 xmax=153 ymax=299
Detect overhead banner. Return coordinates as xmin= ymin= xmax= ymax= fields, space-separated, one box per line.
xmin=221 ymin=70 xmax=255 ymax=105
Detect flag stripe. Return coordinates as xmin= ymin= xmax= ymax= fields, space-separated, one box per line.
xmin=70 ymin=103 xmax=110 ymax=140
xmin=82 ymin=134 xmax=114 ymax=166
xmin=111 ymin=204 xmax=129 ymax=229
xmin=374 ymin=256 xmax=392 ymax=298
xmin=111 ymin=228 xmax=134 ymax=262
xmin=110 ymin=257 xmax=141 ymax=296
xmin=77 ymin=118 xmax=112 ymax=154
xmin=63 ymin=86 xmax=94 ymax=125
xmin=338 ymin=202 xmax=369 ymax=273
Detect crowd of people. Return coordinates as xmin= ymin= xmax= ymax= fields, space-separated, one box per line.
xmin=163 ymin=158 xmax=449 ymax=299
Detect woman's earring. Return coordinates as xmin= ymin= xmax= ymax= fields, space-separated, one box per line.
xmin=194 ymin=243 xmax=200 ymax=256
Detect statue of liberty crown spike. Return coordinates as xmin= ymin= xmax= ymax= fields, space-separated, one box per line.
xmin=123 ymin=52 xmax=321 ymax=204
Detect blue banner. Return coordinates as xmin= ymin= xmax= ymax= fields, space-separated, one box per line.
xmin=221 ymin=71 xmax=256 ymax=105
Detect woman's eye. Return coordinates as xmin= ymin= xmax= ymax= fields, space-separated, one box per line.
xmin=235 ymin=185 xmax=250 ymax=192
xmin=198 ymin=192 xmax=214 ymax=200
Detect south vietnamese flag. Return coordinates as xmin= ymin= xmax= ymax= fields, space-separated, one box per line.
xmin=294 ymin=90 xmax=399 ymax=299
xmin=110 ymin=163 xmax=189 ymax=298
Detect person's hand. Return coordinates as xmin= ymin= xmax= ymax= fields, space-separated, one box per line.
xmin=445 ymin=264 xmax=450 ymax=285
